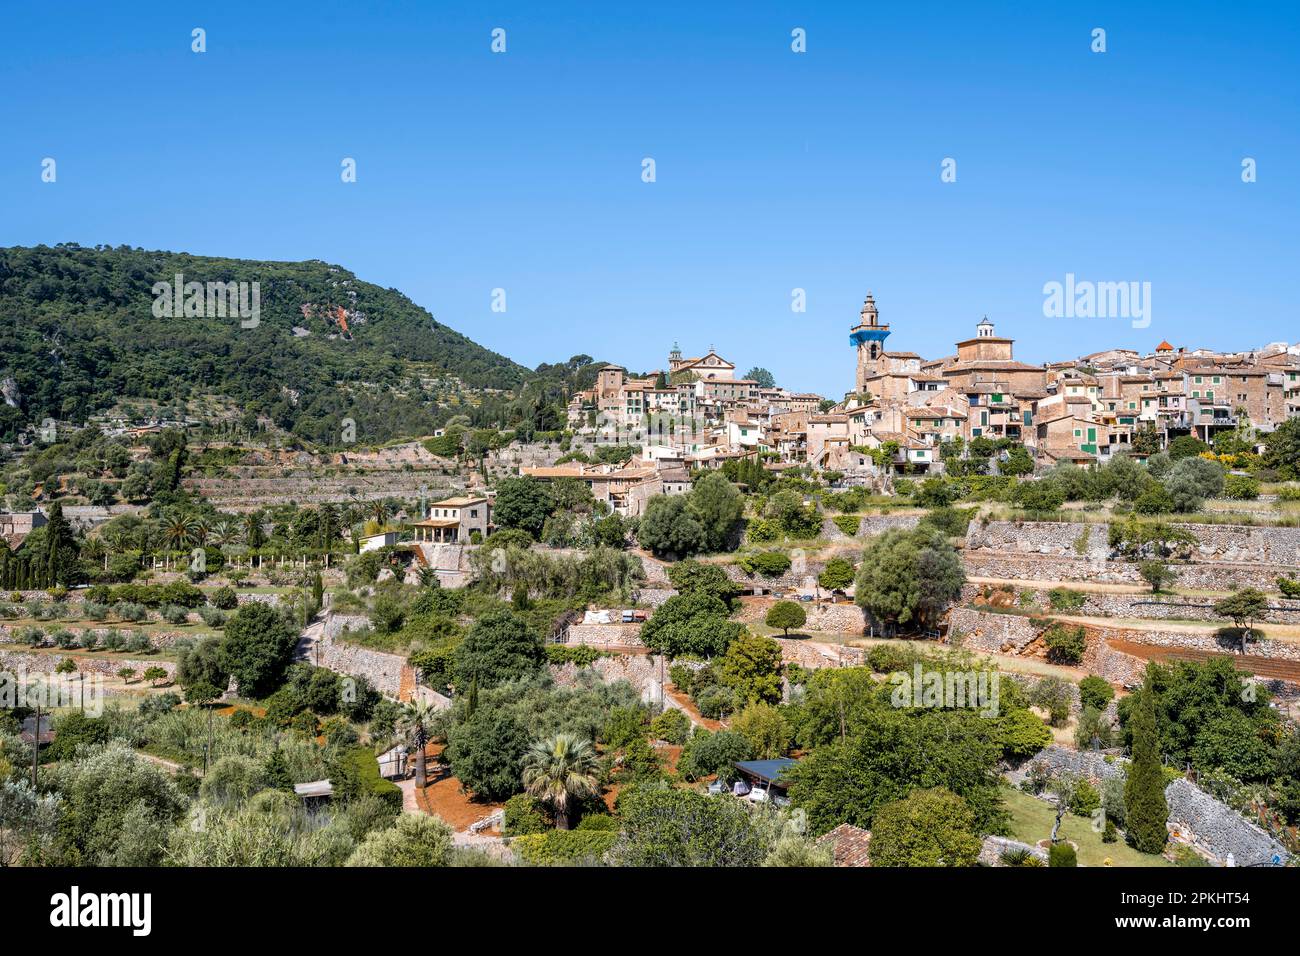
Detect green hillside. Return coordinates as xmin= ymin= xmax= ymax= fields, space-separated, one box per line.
xmin=0 ymin=244 xmax=531 ymax=444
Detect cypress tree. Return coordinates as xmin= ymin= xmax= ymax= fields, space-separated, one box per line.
xmin=1124 ymin=681 xmax=1169 ymax=853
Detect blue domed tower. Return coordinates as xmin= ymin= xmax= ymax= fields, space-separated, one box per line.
xmin=850 ymin=293 xmax=890 ymax=392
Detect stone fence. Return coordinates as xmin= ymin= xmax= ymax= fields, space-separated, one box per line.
xmin=0 ymin=649 xmax=176 ymax=680
xmin=949 ymin=607 xmax=1040 ymax=655
xmin=562 ymin=623 xmax=645 ymax=647
xmin=314 ymin=612 xmax=407 ymax=697
xmin=964 ymin=551 xmax=1285 ymax=591
xmin=967 ymin=519 xmax=1300 ymax=572
xmin=1165 ymin=778 xmax=1291 ymax=867
xmin=961 ymin=584 xmax=1300 ymax=626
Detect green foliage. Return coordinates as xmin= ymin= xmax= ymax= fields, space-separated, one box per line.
xmin=512 ymin=829 xmax=617 ymax=866
xmin=1168 ymin=435 xmax=1210 ymax=460
xmin=719 ymin=633 xmax=784 ymax=705
xmin=638 ymin=473 xmax=744 ymax=557
xmin=1042 ymin=622 xmax=1087 ymax=665
xmin=50 ymin=741 xmax=187 ymax=865
xmin=640 ymin=591 xmax=744 ymax=658
xmin=665 ymin=559 xmax=741 ymax=607
xmin=736 ymin=550 xmax=792 ymax=577
xmin=765 ymin=600 xmax=806 ymax=635
xmin=1223 ymin=474 xmax=1260 ymax=500
xmin=786 ymin=704 xmax=1007 ymax=836
xmin=1012 ymin=479 xmax=1065 ymax=512
xmin=1124 ymin=685 xmax=1170 ymax=854
xmin=1138 ymin=560 xmax=1178 ymax=593
xmin=996 ymin=708 xmax=1053 ymax=760
xmin=1279 ymin=576 xmax=1300 ymax=599
xmin=0 ymin=245 xmax=529 ymax=444
xmin=453 ymin=609 xmax=543 ymax=689
xmin=649 ymin=708 xmax=691 ymax=745
xmin=1078 ymin=675 xmax=1115 ymax=711
xmin=602 ymin=706 xmax=649 ymax=749
xmin=1164 ymin=456 xmax=1225 ymax=512
xmin=817 ymin=557 xmax=856 ymax=594
xmin=1263 ymin=418 xmax=1300 ymax=479
xmin=854 ymin=528 xmax=964 ymax=632
xmin=218 ymin=602 xmax=298 ymax=698
xmin=832 ymin=514 xmax=861 ymax=537
xmin=493 ymin=477 xmax=554 ymax=539
xmin=869 ymin=787 xmax=982 ymax=867
xmin=346 ymin=812 xmax=454 ymax=867
xmin=1048 ymin=842 xmax=1078 ymax=867
xmin=1047 ymin=587 xmax=1086 ymax=612
xmin=732 ymin=702 xmax=792 ymax=759
xmin=502 ymin=793 xmax=549 ymax=835
xmin=677 ymin=729 xmax=753 ymax=782
xmin=610 ymin=787 xmax=766 ymax=867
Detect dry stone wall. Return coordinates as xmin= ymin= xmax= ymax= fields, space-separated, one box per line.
xmin=314 ymin=612 xmax=406 ymax=696
xmin=0 ymin=649 xmax=176 ymax=680
xmin=1165 ymin=778 xmax=1291 ymax=866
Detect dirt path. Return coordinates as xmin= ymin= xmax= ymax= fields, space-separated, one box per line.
xmin=1051 ymin=613 xmax=1300 ymax=642
xmin=967 ymin=575 xmax=1236 ymax=599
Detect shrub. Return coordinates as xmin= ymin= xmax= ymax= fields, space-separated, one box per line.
xmin=1043 ymin=623 xmax=1087 ymax=665
xmin=198 ymin=605 xmax=228 ymax=628
xmin=1078 ymin=675 xmax=1114 ymax=711
xmin=1047 ymin=587 xmax=1086 ymax=612
xmin=866 ymin=643 xmax=917 ymax=674
xmin=649 ymin=708 xmax=691 ymax=745
xmin=1223 ymin=475 xmax=1260 ymax=500
xmin=503 ymin=793 xmax=549 ymax=836
xmin=1278 ymin=577 xmax=1300 ymax=599
xmin=544 ymin=645 xmax=604 ymax=667
xmin=1069 ymin=779 xmax=1101 ymax=816
xmin=115 ymin=602 xmax=148 ymax=622
xmin=332 ymin=747 xmax=402 ymax=811
xmin=82 ymin=601 xmax=109 ymax=621
xmin=211 ymin=586 xmax=238 ymax=610
xmin=1048 ymin=843 xmax=1077 ymax=867
xmin=511 ymin=830 xmax=617 ymax=866
xmin=736 ymin=551 xmax=792 ymax=577
xmin=832 ymin=515 xmax=861 ymax=537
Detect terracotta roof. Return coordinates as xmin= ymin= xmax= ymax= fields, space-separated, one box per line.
xmin=820 ymin=824 xmax=872 ymax=867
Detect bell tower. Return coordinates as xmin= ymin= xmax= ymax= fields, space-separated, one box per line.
xmin=849 ymin=292 xmax=891 ymax=392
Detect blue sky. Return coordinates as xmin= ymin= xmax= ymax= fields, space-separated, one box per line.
xmin=2 ymin=1 xmax=1297 ymax=395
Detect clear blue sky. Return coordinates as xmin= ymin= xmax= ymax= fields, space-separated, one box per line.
xmin=2 ymin=1 xmax=1297 ymax=395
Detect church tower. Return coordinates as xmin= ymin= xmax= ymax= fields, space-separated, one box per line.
xmin=849 ymin=293 xmax=890 ymax=392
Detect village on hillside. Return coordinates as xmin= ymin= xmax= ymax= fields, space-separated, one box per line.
xmin=4 ymin=293 xmax=1300 ymax=872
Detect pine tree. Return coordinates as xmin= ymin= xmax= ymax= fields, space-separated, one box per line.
xmin=1124 ymin=679 xmax=1169 ymax=853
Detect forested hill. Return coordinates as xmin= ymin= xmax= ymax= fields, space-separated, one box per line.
xmin=0 ymin=244 xmax=531 ymax=443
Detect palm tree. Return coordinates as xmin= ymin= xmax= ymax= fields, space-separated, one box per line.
xmin=521 ymin=733 xmax=600 ymax=830
xmin=243 ymin=512 xmax=266 ymax=550
xmin=397 ymin=700 xmax=436 ymax=789
xmin=162 ymin=515 xmax=196 ymax=560
xmin=369 ymin=500 xmax=389 ymax=527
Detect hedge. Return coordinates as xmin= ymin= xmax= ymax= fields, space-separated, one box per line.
xmin=511 ymin=830 xmax=617 ymax=866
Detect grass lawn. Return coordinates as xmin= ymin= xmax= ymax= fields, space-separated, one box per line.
xmin=1000 ymin=785 xmax=1170 ymax=867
